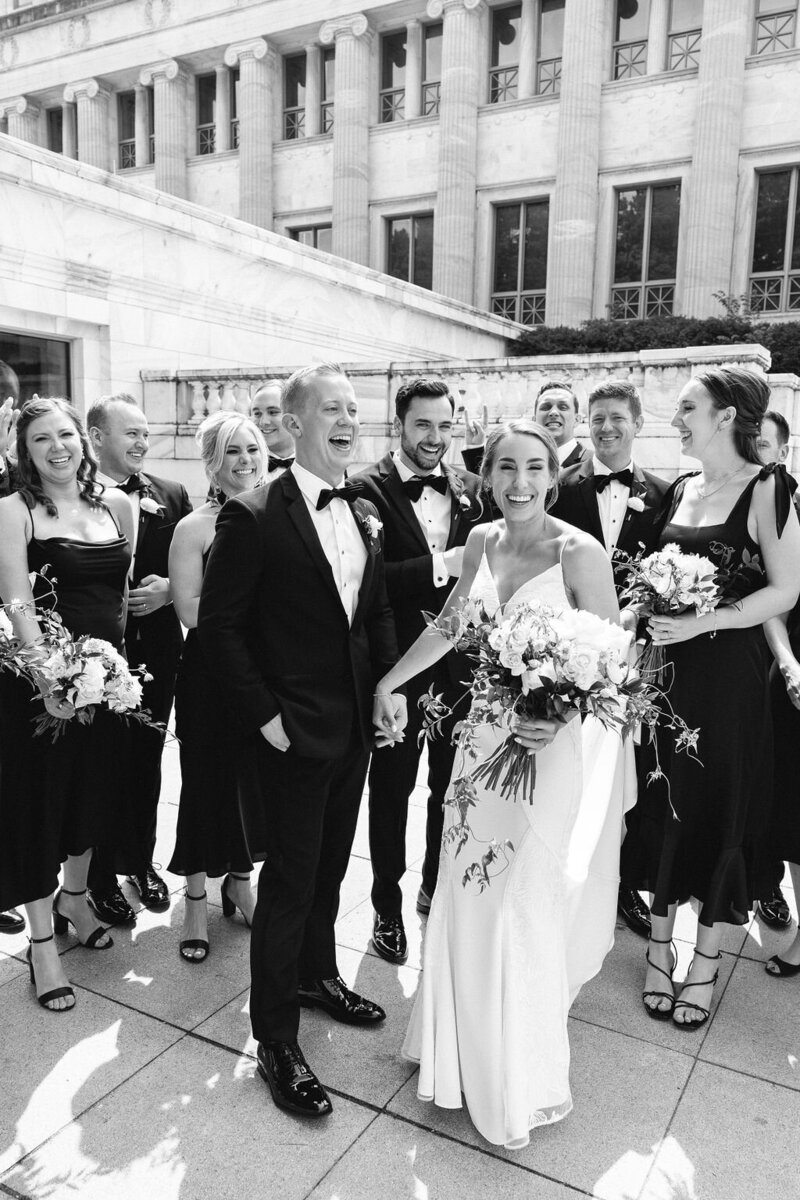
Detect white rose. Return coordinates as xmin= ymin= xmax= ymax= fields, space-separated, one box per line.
xmin=69 ymin=658 xmax=106 ymax=708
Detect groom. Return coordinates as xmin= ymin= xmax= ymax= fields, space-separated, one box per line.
xmin=198 ymin=363 xmax=406 ymax=1119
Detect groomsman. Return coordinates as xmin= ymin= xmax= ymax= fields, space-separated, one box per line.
xmin=550 ymin=379 xmax=670 ymax=938
xmin=251 ymin=379 xmax=295 ymax=477
xmin=86 ymin=394 xmax=192 ymax=924
xmin=198 ymin=364 xmax=406 ymax=1118
xmin=462 ymin=379 xmax=590 ymax=474
xmin=353 ymin=379 xmax=484 ymax=963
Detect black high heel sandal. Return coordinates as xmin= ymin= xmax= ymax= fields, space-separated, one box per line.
xmin=672 ymin=946 xmax=720 ymax=1030
xmin=53 ymin=887 xmax=113 ymax=949
xmin=221 ymin=873 xmax=252 ymax=928
xmin=642 ymin=935 xmax=677 ymax=1020
xmin=765 ymin=954 xmax=800 ymax=978
xmin=27 ymin=934 xmax=75 ymax=1012
xmin=179 ymin=891 xmax=209 ymax=963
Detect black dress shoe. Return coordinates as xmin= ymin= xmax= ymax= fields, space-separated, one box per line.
xmin=371 ymin=913 xmax=408 ymax=964
xmin=126 ymin=866 xmax=169 ymax=910
xmin=757 ymin=886 xmax=792 ymax=928
xmin=298 ymin=976 xmax=386 ymax=1025
xmin=0 ymin=908 xmax=25 ymax=934
xmin=617 ymin=885 xmax=652 ymax=939
xmin=256 ymin=1041 xmax=332 ymax=1117
xmin=87 ymin=884 xmax=136 ymax=926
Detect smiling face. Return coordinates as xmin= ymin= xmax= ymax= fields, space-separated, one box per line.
xmin=757 ymin=417 xmax=789 ymax=466
xmin=215 ymin=428 xmax=265 ymax=497
xmin=251 ymin=383 xmax=293 ymax=456
xmin=25 ymin=409 xmax=84 ymax=487
xmin=534 ymin=388 xmax=577 ymax=447
xmin=488 ymin=431 xmax=555 ymax=524
xmin=90 ymin=400 xmax=149 ymax=481
xmin=396 ymin=394 xmax=454 ymax=474
xmin=671 ymin=379 xmax=731 ymax=461
xmin=286 ymin=373 xmax=359 ymax=485
xmin=589 ymin=396 xmax=643 ymax=470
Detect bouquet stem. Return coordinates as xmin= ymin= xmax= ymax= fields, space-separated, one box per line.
xmin=471 ymin=735 xmax=537 ymax=803
xmin=638 ymin=640 xmax=668 ymax=685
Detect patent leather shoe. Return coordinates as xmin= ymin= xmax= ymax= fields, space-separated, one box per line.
xmin=371 ymin=913 xmax=408 ymax=964
xmin=87 ymin=883 xmax=136 ymax=926
xmin=256 ymin=1040 xmax=332 ymax=1117
xmin=0 ymin=908 xmax=25 ymax=934
xmin=127 ymin=866 xmax=170 ymax=910
xmin=298 ymin=976 xmax=386 ymax=1025
xmin=756 ymin=886 xmax=792 ymax=929
xmin=617 ymin=885 xmax=651 ymax=939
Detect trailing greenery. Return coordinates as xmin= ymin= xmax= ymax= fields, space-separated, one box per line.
xmin=510 ymin=314 xmax=800 ymax=377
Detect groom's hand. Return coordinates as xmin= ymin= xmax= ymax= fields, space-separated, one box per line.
xmin=373 ymin=692 xmax=407 ymax=748
xmin=261 ymin=712 xmax=291 ymax=752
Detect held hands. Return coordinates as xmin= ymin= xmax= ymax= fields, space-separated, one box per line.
xmin=129 ymin=574 xmax=171 ymax=617
xmin=261 ymin=712 xmax=291 ymax=752
xmin=462 ymin=403 xmax=489 ymax=448
xmin=780 ymin=662 xmax=800 ymax=711
xmin=373 ymin=692 xmax=408 ymax=749
xmin=648 ymin=611 xmax=715 ymax=646
xmin=512 ymin=714 xmax=562 ymax=753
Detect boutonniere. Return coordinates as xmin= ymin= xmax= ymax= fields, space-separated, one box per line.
xmin=140 ymin=496 xmax=165 ymax=516
xmin=359 ymin=511 xmax=383 ymax=545
xmin=458 ymin=493 xmax=472 ymax=512
xmin=626 ymin=496 xmax=646 ymax=513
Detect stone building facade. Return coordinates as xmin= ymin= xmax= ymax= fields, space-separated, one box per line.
xmin=1 ymin=0 xmax=799 ymax=328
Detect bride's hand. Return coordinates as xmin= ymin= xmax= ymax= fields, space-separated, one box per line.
xmin=513 ymin=715 xmax=560 ymax=752
xmin=648 ymin=612 xmax=713 ymax=645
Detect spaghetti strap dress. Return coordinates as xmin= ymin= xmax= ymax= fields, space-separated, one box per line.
xmin=623 ymin=468 xmax=786 ymax=926
xmin=0 ymin=512 xmax=131 ymax=911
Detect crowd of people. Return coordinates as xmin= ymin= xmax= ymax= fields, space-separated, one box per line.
xmin=0 ymin=363 xmax=799 ymax=1151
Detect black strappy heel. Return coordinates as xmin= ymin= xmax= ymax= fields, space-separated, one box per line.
xmin=672 ymin=946 xmax=720 ymax=1030
xmin=53 ymin=887 xmax=113 ymax=949
xmin=179 ymin=891 xmax=209 ymax=963
xmin=642 ymin=936 xmax=677 ymax=1020
xmin=221 ymin=873 xmax=252 ymax=928
xmin=27 ymin=934 xmax=75 ymax=1012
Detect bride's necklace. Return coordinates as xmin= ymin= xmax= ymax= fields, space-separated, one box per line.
xmin=695 ymin=463 xmax=748 ymax=500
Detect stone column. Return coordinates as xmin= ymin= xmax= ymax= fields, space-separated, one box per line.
xmin=63 ymin=79 xmax=110 ymax=170
xmin=62 ymin=102 xmax=77 ymax=158
xmin=646 ymin=0 xmax=671 ymax=74
xmin=405 ymin=19 xmax=423 ymax=119
xmin=320 ymin=14 xmax=373 ymax=266
xmin=427 ymin=0 xmax=485 ymax=303
xmin=305 ymin=44 xmax=322 ymax=136
xmin=139 ymin=60 xmax=188 ymax=197
xmin=224 ymin=38 xmax=275 ymax=229
xmin=546 ymin=0 xmax=606 ymax=326
xmin=134 ymin=83 xmax=149 ymax=167
xmin=215 ymin=64 xmax=231 ymax=152
xmin=0 ymin=96 xmax=41 ymax=145
xmin=518 ymin=0 xmax=538 ymax=98
xmin=679 ymin=1 xmax=749 ymax=316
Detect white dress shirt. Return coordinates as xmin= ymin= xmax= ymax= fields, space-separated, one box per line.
xmin=393 ymin=452 xmax=452 ymax=588
xmin=592 ymin=456 xmax=634 ymax=552
xmin=96 ymin=468 xmax=141 ymax=558
xmin=557 ymin=439 xmax=579 ymax=464
xmin=291 ymin=462 xmax=367 ymax=625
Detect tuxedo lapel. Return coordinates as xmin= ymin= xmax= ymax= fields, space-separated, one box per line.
xmin=351 ymin=500 xmax=377 ymax=628
xmin=443 ymin=463 xmax=467 ymax=548
xmin=575 ymin=466 xmax=606 ymax=547
xmin=615 ymin=465 xmax=653 ymax=557
xmin=378 ymin=455 xmax=431 ymax=554
xmin=280 ymin=473 xmax=343 ymax=610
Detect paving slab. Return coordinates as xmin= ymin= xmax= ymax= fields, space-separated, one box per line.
xmin=307 ymin=1112 xmax=582 ymax=1200
xmin=336 ymin=868 xmax=426 ymax=971
xmin=1 ymin=1036 xmax=377 ymax=1200
xmin=739 ymin=904 xmax=799 ymax=965
xmin=0 ymin=976 xmax=183 ymax=1176
xmin=640 ymin=1061 xmax=800 ymax=1200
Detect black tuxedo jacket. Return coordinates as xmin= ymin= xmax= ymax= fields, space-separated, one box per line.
xmin=550 ymin=458 xmax=670 ymax=588
xmin=124 ymin=471 xmax=192 ymax=662
xmin=462 ymin=440 xmax=590 ymax=476
xmin=197 ymin=470 xmax=399 ymax=760
xmin=351 ymin=454 xmax=485 ymax=655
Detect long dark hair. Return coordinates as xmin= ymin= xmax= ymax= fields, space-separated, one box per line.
xmin=15 ymin=397 xmax=103 ymax=517
xmin=694 ymin=367 xmax=769 ymax=466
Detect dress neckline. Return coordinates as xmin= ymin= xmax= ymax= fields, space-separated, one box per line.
xmin=31 ymin=536 xmax=126 ymax=547
xmin=478 ymin=549 xmax=563 ymax=613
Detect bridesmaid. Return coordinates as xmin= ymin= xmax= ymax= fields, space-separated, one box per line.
xmin=167 ymin=412 xmax=269 ymax=962
xmin=0 ymin=398 xmax=134 ymax=1011
xmin=624 ymin=368 xmax=800 ymax=1028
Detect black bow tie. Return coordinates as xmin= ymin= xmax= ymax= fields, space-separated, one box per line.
xmin=269 ymin=455 xmax=294 ymax=472
xmin=118 ymin=475 xmax=147 ymax=496
xmin=403 ymin=475 xmax=449 ymax=502
xmin=594 ymin=469 xmax=634 ymax=493
xmin=316 ymin=480 xmax=365 ymax=510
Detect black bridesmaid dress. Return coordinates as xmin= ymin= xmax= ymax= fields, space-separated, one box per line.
xmin=769 ymin=597 xmax=800 ymax=866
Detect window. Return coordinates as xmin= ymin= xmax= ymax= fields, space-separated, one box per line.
xmin=669 ymin=0 xmax=702 ymax=70
xmin=290 ymin=225 xmax=332 ymax=253
xmin=46 ymin=107 xmax=63 ymax=154
xmin=230 ymin=67 xmax=240 ymax=149
xmin=749 ymin=169 xmax=800 ymax=313
xmin=196 ymin=73 xmax=216 ymax=154
xmin=117 ymin=90 xmax=136 ymax=168
xmin=492 ymin=200 xmax=549 ymax=324
xmin=387 ymin=214 xmax=433 ymax=289
xmin=537 ymin=0 xmax=565 ymax=95
xmin=380 ymin=31 xmax=406 ymax=123
xmin=612 ymin=183 xmax=680 ymax=318
xmin=490 ymin=4 xmax=522 ymax=103
xmin=284 ymin=54 xmax=306 ymax=139
xmin=754 ymin=0 xmax=796 ymax=54
xmin=613 ymin=0 xmax=650 ymax=80
xmin=0 ymin=331 xmax=71 ymax=406
xmin=422 ymin=23 xmax=442 ymax=116
xmin=321 ymin=48 xmax=335 ymax=133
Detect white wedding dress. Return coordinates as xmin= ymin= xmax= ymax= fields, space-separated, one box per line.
xmin=402 ymin=547 xmax=636 ymax=1149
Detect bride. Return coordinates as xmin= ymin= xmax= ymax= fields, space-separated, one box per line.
xmin=376 ymin=419 xmax=635 ymax=1149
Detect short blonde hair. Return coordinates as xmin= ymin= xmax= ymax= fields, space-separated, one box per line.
xmin=196 ymin=412 xmax=269 ymax=492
